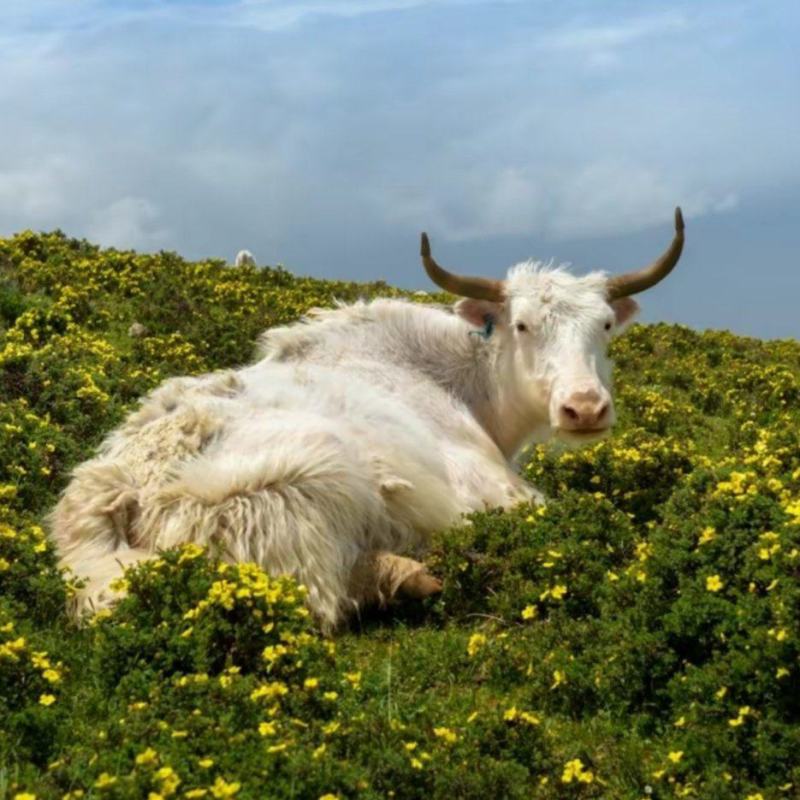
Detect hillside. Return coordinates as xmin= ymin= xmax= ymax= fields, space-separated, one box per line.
xmin=1 ymin=230 xmax=799 ymax=800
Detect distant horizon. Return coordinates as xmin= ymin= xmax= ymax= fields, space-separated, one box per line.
xmin=2 ymin=1 xmax=799 ymax=339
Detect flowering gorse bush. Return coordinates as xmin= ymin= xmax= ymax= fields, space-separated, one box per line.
xmin=1 ymin=230 xmax=800 ymax=798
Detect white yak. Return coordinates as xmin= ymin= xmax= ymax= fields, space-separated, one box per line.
xmin=234 ymin=250 xmax=257 ymax=268
xmin=49 ymin=209 xmax=685 ymax=631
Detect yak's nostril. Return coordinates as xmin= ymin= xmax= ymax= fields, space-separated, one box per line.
xmin=559 ymin=394 xmax=611 ymax=431
xmin=563 ymin=405 xmax=579 ymax=421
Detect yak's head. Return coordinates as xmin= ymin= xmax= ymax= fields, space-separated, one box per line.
xmin=421 ymin=208 xmax=684 ymax=445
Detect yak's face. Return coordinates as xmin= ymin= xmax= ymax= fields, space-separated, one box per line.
xmin=455 ymin=264 xmax=639 ymax=444
xmin=422 ymin=207 xmax=684 ymax=447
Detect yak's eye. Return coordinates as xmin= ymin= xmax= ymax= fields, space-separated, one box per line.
xmin=604 ymin=321 xmax=613 ymax=331
xmin=516 ymin=322 xmax=528 ymax=333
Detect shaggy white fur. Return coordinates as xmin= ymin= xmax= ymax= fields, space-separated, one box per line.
xmin=50 ymin=264 xmax=635 ymax=630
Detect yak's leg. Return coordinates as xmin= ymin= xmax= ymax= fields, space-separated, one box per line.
xmin=349 ymin=550 xmax=442 ymax=609
xmin=444 ymin=445 xmax=544 ymax=512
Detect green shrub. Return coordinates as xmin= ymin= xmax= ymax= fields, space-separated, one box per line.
xmin=2 ymin=230 xmax=800 ymax=799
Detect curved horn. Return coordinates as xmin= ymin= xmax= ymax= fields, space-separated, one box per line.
xmin=420 ymin=233 xmax=504 ymax=302
xmin=606 ymin=207 xmax=685 ymax=300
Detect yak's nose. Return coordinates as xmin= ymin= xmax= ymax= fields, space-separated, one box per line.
xmin=558 ymin=390 xmax=610 ymax=432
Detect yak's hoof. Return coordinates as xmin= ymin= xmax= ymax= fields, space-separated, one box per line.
xmin=399 ymin=570 xmax=443 ymax=600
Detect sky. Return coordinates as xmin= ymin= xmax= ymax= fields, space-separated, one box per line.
xmin=1 ymin=0 xmax=799 ymax=338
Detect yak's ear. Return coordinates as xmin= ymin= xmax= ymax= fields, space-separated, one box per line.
xmin=610 ymin=297 xmax=639 ymax=331
xmin=454 ymin=298 xmax=504 ymax=329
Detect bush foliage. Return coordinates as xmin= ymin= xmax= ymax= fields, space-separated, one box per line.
xmin=1 ymin=230 xmax=799 ymax=799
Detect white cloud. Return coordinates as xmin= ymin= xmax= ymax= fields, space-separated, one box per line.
xmin=543 ymin=12 xmax=689 ymax=54
xmin=1 ymin=0 xmax=496 ymax=36
xmin=87 ymin=197 xmax=170 ymax=250
xmin=0 ymin=0 xmax=796 ymax=274
xmin=374 ymin=159 xmax=739 ymax=243
xmin=233 ymin=0 xmax=444 ymax=31
xmin=0 ymin=158 xmax=78 ymax=225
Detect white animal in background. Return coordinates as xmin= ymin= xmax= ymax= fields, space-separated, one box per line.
xmin=234 ymin=250 xmax=256 ymax=267
xmin=50 ymin=209 xmax=685 ymax=631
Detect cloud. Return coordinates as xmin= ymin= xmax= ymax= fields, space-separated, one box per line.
xmin=232 ymin=0 xmax=451 ymax=31
xmin=373 ymin=160 xmax=738 ymax=243
xmin=542 ymin=12 xmax=689 ymax=54
xmin=0 ymin=158 xmax=78 ymax=225
xmin=1 ymin=0 xmax=497 ymax=37
xmin=0 ymin=0 xmax=797 ymax=291
xmin=87 ymin=197 xmax=170 ymax=250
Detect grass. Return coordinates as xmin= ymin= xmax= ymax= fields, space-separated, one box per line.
xmin=1 ymin=230 xmax=799 ymax=799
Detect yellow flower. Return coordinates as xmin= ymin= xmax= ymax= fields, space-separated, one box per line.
xmin=343 ymin=671 xmax=361 ymax=688
xmin=210 ymin=778 xmax=240 ymax=799
xmin=259 ymin=721 xmax=277 ymax=736
xmin=706 ymin=574 xmax=724 ymax=592
xmin=776 ymin=667 xmax=790 ymax=679
xmin=250 ymin=681 xmax=288 ymax=702
xmin=698 ymin=526 xmax=716 ymax=545
xmin=319 ymin=795 xmax=340 ymax=800
xmin=561 ymin=758 xmax=594 ymax=784
xmin=432 ymin=726 xmax=458 ymax=744
xmin=521 ymin=605 xmax=537 ymax=620
xmin=728 ymin=707 xmax=752 ymax=727
xmin=303 ymin=677 xmax=319 ymax=690
xmin=667 ymin=751 xmax=683 ymax=763
xmin=135 ymin=747 xmax=158 ymax=766
xmin=93 ymin=773 xmax=118 ymax=789
xmin=14 ymin=794 xmax=37 ymax=800
xmin=155 ymin=766 xmax=181 ymax=796
xmin=39 ymin=694 xmax=56 ymax=706
xmin=551 ymin=669 xmax=566 ymax=689
xmin=467 ymin=632 xmax=487 ymax=657
xmin=198 ymin=758 xmax=214 ymax=769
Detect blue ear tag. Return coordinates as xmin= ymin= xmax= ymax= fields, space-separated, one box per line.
xmin=469 ymin=314 xmax=495 ymax=340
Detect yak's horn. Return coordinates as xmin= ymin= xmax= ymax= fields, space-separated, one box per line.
xmin=606 ymin=207 xmax=685 ymax=300
xmin=420 ymin=233 xmax=504 ymax=302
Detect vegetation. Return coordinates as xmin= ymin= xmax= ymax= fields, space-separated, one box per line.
xmin=1 ymin=230 xmax=799 ymax=799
